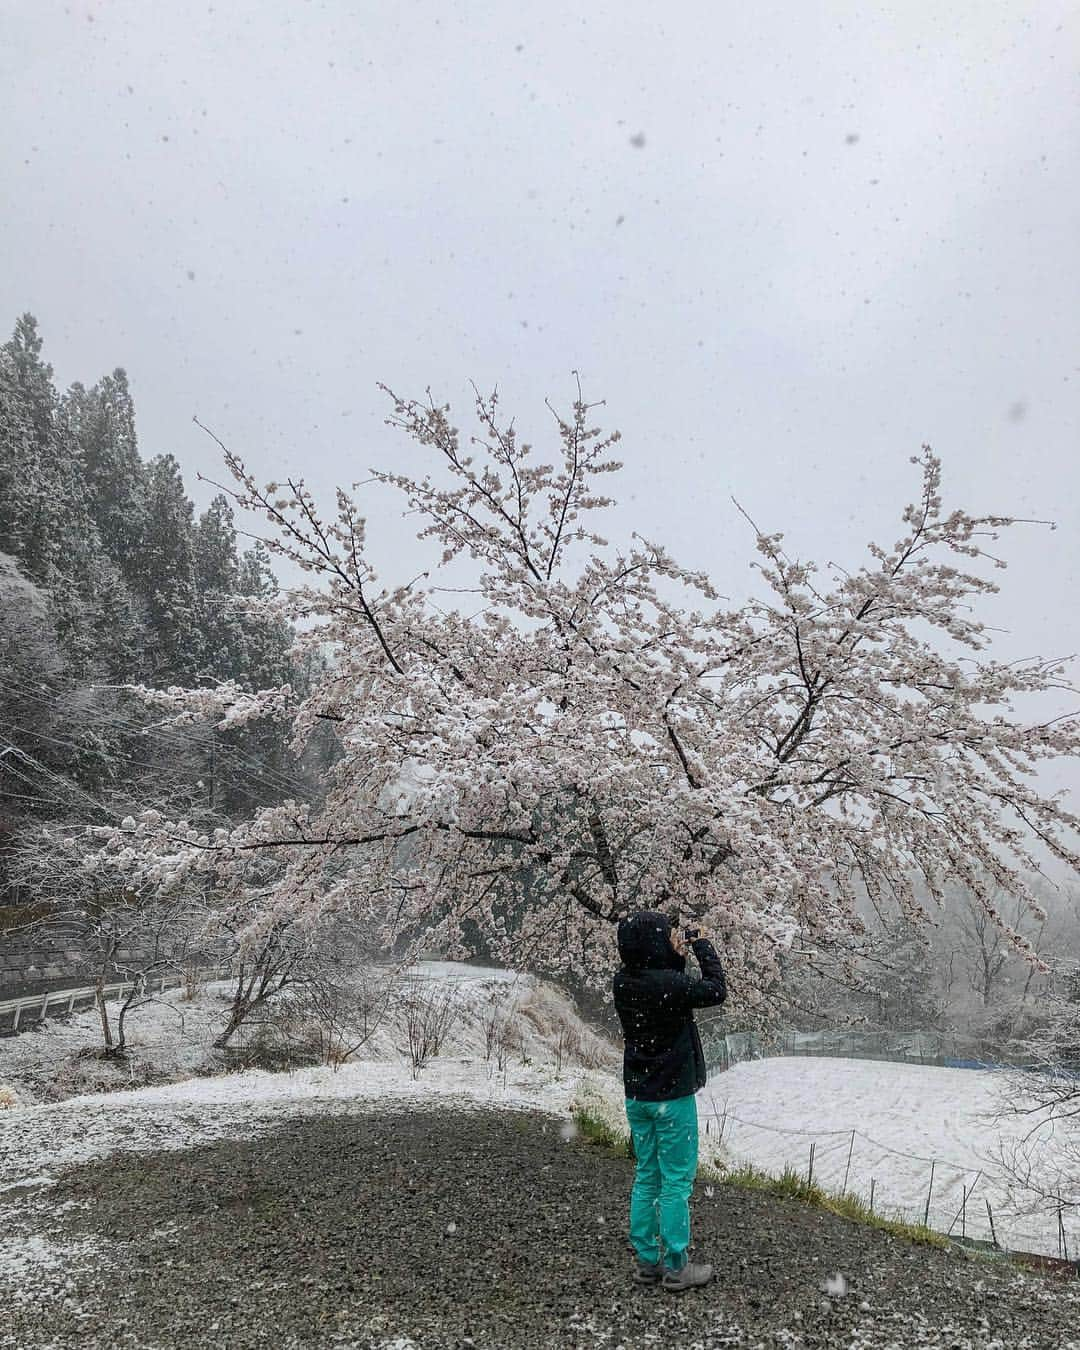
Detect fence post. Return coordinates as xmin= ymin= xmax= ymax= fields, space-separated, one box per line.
xmin=869 ymin=1178 xmax=875 ymax=1215
xmin=807 ymin=1141 xmax=816 ymax=1190
xmin=946 ymin=1171 xmax=981 ymax=1238
xmin=985 ymin=1199 xmax=998 ymax=1249
xmin=923 ymin=1161 xmax=936 ymax=1228
xmin=842 ymin=1130 xmax=855 ymax=1196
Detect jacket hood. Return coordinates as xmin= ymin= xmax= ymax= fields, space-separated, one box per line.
xmin=617 ymin=910 xmax=685 ymax=973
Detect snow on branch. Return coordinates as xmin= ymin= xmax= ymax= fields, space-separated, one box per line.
xmin=124 ymin=680 xmax=294 ymax=730
xmin=89 ymin=391 xmax=1080 ymax=1006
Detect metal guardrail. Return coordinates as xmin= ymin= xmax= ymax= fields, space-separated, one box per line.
xmin=0 ymin=967 xmax=232 ymax=1032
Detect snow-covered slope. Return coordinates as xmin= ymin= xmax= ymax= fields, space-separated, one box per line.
xmin=0 ymin=962 xmax=623 ymax=1172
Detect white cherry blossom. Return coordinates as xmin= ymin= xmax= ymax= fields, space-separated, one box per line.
xmin=87 ymin=387 xmax=1079 ymax=1012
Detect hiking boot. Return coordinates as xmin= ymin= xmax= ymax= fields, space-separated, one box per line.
xmin=633 ymin=1258 xmax=662 ymax=1285
xmin=661 ymin=1260 xmax=713 ymax=1292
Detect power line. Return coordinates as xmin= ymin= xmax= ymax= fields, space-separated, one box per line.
xmin=0 ymin=673 xmax=315 ymax=801
xmin=0 ymin=672 xmax=313 ymax=797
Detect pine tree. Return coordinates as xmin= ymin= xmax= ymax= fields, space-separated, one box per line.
xmin=60 ymin=370 xmax=146 ymax=580
xmin=0 ymin=316 xmax=79 ymax=583
xmin=236 ymin=540 xmax=294 ymax=689
xmin=140 ymin=453 xmax=200 ymax=683
xmin=193 ymin=494 xmax=245 ymax=682
xmin=0 ymin=314 xmax=312 ymax=940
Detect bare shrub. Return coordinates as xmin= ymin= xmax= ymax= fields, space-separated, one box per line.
xmin=181 ymin=962 xmax=207 ymax=1002
xmin=294 ymin=965 xmax=399 ymax=1069
xmin=219 ymin=1000 xmax=323 ymax=1073
xmin=399 ymin=983 xmax=462 ymax=1078
xmin=493 ymin=1022 xmax=515 ymax=1073
xmin=481 ymin=989 xmax=519 ymax=1072
xmin=45 ymin=1047 xmax=157 ymax=1101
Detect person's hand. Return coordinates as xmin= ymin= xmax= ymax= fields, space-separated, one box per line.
xmin=669 ymin=929 xmax=688 ymax=957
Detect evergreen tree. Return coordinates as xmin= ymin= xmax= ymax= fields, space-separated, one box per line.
xmin=0 ymin=316 xmax=82 ymax=584
xmin=0 ymin=314 xmax=314 ymax=939
xmin=236 ymin=540 xmax=294 ymax=689
xmin=60 ymin=370 xmax=145 ymax=580
xmin=194 ymin=494 xmax=245 ymax=683
xmin=141 ymin=453 xmax=200 ymax=683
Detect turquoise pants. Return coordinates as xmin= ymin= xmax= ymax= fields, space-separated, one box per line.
xmin=625 ymin=1094 xmax=699 ymax=1270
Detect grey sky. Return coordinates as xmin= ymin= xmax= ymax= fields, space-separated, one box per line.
xmin=3 ymin=4 xmax=1078 ymax=705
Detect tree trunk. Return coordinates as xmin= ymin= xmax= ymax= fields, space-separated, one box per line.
xmin=213 ymin=999 xmax=249 ymax=1049
xmin=95 ymin=975 xmax=114 ymax=1052
xmin=115 ymin=983 xmax=141 ymax=1055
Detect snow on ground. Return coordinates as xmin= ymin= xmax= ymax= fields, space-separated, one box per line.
xmin=0 ymin=961 xmax=621 ymax=1186
xmin=0 ymin=961 xmax=628 ymax=1308
xmin=709 ymin=1055 xmax=1075 ymax=1259
xmin=5 ymin=965 xmax=1077 ymax=1268
xmin=0 ymin=1057 xmax=612 ymax=1191
xmin=0 ymin=979 xmax=234 ymax=1106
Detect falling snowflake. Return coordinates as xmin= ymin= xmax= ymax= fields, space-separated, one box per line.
xmin=560 ymin=1120 xmax=578 ymax=1142
xmin=821 ymin=1271 xmax=849 ymax=1298
xmin=445 ymin=1221 xmax=457 ymax=1235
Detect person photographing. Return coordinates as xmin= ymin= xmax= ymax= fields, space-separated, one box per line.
xmin=612 ymin=911 xmax=727 ymax=1291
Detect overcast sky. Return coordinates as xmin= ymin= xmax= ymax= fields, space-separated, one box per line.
xmin=3 ymin=3 xmax=1078 ymax=691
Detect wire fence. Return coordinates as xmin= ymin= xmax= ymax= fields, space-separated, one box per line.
xmin=698 ymin=1023 xmax=1021 ymax=1074
xmin=697 ymin=1098 xmax=1077 ymax=1265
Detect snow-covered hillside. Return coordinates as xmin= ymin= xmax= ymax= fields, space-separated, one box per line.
xmin=711 ymin=1056 xmax=1075 ymax=1260
xmin=0 ymin=962 xmax=616 ymax=1109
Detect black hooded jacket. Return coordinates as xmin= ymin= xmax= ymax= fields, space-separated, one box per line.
xmin=612 ymin=911 xmax=727 ymax=1101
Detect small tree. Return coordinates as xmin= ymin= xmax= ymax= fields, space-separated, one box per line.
xmin=481 ymin=988 xmax=519 ymax=1069
xmin=29 ymin=881 xmax=192 ymax=1056
xmin=993 ymin=961 xmax=1080 ymax=1218
xmin=212 ymin=917 xmax=299 ymax=1050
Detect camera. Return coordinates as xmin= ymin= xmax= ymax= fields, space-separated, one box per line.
xmin=683 ymin=926 xmax=701 ymax=942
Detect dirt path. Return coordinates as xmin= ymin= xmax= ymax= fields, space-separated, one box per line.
xmin=2 ymin=1105 xmax=1078 ymax=1349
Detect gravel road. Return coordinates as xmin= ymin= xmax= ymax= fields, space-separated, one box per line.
xmin=2 ymin=1104 xmax=1078 ymax=1349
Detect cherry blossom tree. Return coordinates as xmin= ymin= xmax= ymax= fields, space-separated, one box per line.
xmin=88 ymin=386 xmax=1080 ymax=1012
